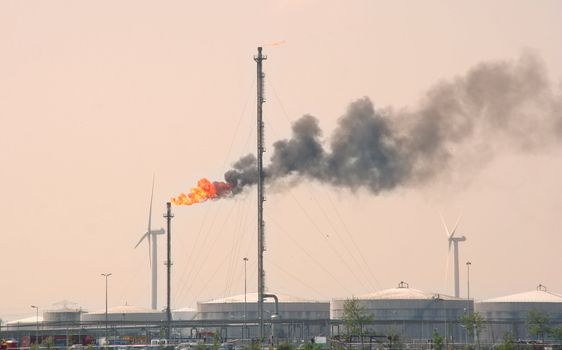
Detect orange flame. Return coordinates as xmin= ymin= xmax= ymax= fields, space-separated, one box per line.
xmin=171 ymin=178 xmax=232 ymax=206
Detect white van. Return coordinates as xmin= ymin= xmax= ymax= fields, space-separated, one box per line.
xmin=151 ymin=339 xmax=168 ymax=347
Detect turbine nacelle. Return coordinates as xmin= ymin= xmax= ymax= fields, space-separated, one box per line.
xmin=134 ymin=228 xmax=166 ymax=251
xmin=150 ymin=228 xmax=166 ymax=236
xmin=442 ymin=215 xmax=466 ymax=250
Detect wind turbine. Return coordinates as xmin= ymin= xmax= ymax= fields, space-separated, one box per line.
xmin=441 ymin=215 xmax=467 ymax=298
xmin=134 ymin=177 xmax=166 ymax=310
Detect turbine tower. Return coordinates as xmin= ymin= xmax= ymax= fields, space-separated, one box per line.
xmin=442 ymin=216 xmax=467 ymax=298
xmin=134 ymin=177 xmax=166 ymax=310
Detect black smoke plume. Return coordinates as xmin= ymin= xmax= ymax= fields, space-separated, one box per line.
xmin=224 ymin=54 xmax=562 ymax=194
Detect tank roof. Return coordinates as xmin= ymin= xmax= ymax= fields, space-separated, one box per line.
xmin=5 ymin=316 xmax=44 ymax=325
xmin=173 ymin=307 xmax=196 ymax=312
xmin=344 ymin=282 xmax=459 ymax=301
xmin=481 ymin=285 xmax=562 ymax=303
xmin=200 ymin=292 xmax=327 ymax=304
xmin=86 ymin=304 xmax=163 ymax=315
xmin=355 ymin=288 xmax=458 ymax=300
xmin=45 ymin=307 xmax=83 ymax=313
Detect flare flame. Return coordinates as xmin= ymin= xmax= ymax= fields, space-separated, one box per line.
xmin=171 ymin=178 xmax=232 ymax=206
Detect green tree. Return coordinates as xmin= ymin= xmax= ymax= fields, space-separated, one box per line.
xmin=432 ymin=330 xmax=443 ymax=350
xmin=42 ymin=336 xmax=54 ymax=349
xmin=526 ymin=309 xmax=551 ymax=341
xmin=459 ymin=312 xmax=485 ymax=350
xmin=550 ymin=325 xmax=562 ymax=342
xmin=495 ymin=332 xmax=515 ymax=350
xmin=301 ymin=343 xmax=323 ymax=350
xmin=277 ymin=342 xmax=294 ymax=350
xmin=213 ymin=332 xmax=221 ymax=350
xmin=331 ymin=342 xmax=346 ymax=350
xmin=247 ymin=340 xmax=262 ymax=350
xmin=386 ymin=333 xmax=403 ymax=350
xmin=342 ymin=297 xmax=372 ymax=348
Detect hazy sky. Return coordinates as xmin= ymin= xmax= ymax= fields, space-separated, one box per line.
xmin=1 ymin=1 xmax=562 ymax=321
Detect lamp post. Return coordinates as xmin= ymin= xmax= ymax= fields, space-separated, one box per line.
xmin=30 ymin=305 xmax=39 ymax=345
xmin=243 ymin=257 xmax=248 ymax=340
xmin=466 ymin=262 xmax=471 ymax=312
xmin=101 ymin=273 xmax=112 ymax=345
xmin=466 ymin=261 xmax=472 ymax=345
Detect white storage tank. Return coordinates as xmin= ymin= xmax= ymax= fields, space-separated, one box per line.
xmin=331 ymin=281 xmax=471 ymax=342
xmin=81 ymin=304 xmax=165 ymax=322
xmin=197 ymin=292 xmax=330 ymax=339
xmin=475 ymin=284 xmax=562 ymax=342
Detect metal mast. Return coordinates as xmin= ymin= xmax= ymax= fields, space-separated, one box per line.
xmin=254 ymin=46 xmax=267 ymax=341
xmin=164 ymin=202 xmax=174 ymax=339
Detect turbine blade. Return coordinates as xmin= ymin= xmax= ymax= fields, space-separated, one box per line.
xmin=439 ymin=213 xmax=451 ymax=238
xmin=148 ymin=175 xmax=155 ymax=232
xmin=134 ymin=232 xmax=149 ymax=249
xmin=450 ymin=214 xmax=462 ymax=238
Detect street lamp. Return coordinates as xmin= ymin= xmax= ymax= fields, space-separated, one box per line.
xmin=30 ymin=305 xmax=39 ymax=345
xmin=243 ymin=257 xmax=248 ymax=340
xmin=101 ymin=273 xmax=112 ymax=345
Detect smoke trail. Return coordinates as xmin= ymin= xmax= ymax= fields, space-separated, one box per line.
xmin=224 ymin=53 xmax=562 ymax=194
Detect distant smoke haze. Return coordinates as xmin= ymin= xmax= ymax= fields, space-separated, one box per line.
xmin=224 ymin=53 xmax=562 ymax=194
